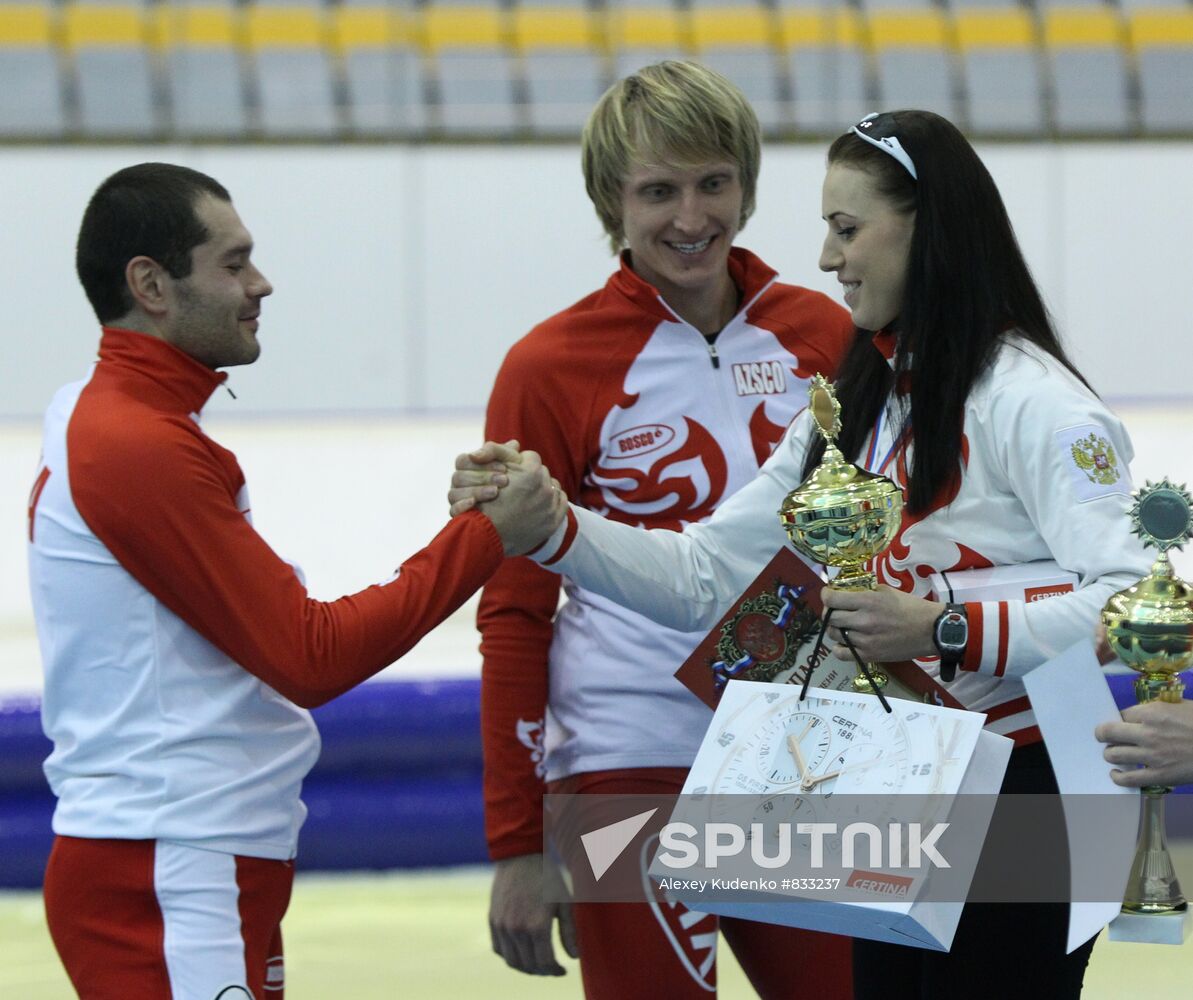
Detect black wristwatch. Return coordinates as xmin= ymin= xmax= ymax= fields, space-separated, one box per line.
xmin=933 ymin=603 xmax=968 ymax=682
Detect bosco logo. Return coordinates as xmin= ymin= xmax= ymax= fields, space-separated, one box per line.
xmin=614 ymin=423 xmax=676 ymax=457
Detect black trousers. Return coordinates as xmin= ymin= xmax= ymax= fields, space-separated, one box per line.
xmin=852 ymin=742 xmax=1097 ymax=1000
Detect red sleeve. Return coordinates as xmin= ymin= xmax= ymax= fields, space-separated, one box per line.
xmin=751 ymin=287 xmax=855 ymax=382
xmin=479 ymin=334 xmax=591 ymax=860
xmin=824 ymin=300 xmax=857 ymax=377
xmin=69 ymin=404 xmax=504 ymax=709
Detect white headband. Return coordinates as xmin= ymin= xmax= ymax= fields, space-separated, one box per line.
xmin=850 ymin=112 xmax=918 ymax=180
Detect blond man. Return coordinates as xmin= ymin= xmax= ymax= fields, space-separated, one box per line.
xmin=474 ymin=62 xmax=855 ymax=998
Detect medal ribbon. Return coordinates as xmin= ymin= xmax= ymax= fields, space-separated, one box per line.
xmin=864 ymin=404 xmax=905 ymax=475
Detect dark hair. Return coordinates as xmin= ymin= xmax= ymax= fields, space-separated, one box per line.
xmin=803 ymin=110 xmax=1089 ymax=513
xmin=76 ymin=163 xmax=231 ymax=323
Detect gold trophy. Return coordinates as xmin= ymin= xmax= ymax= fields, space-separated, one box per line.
xmin=778 ymin=375 xmax=904 ymax=699
xmin=1101 ymin=478 xmax=1193 ymax=926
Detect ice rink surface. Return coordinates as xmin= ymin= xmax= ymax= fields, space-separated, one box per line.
xmin=3 ymin=860 xmax=1193 ymax=998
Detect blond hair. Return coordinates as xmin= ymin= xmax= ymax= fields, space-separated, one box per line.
xmin=581 ymin=60 xmax=761 ymax=254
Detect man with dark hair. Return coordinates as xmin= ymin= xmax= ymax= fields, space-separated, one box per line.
xmin=28 ymin=162 xmax=563 ymax=998
xmin=75 ymin=163 xmax=232 ymax=324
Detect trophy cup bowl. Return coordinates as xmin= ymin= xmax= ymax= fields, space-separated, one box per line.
xmin=1100 ymin=479 xmax=1193 ymax=917
xmin=1101 ymin=574 xmax=1193 ymax=684
xmin=777 ymin=376 xmax=904 ymax=694
xmin=778 ymin=459 xmax=904 ymax=590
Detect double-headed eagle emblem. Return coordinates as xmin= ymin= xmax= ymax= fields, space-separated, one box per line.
xmin=1071 ymin=432 xmax=1120 ymax=486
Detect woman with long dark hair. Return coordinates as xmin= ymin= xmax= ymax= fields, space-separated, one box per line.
xmin=452 ymin=110 xmax=1150 ymax=996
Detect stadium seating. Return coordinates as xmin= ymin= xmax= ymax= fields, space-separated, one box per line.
xmin=606 ymin=0 xmax=688 ymax=85
xmin=65 ymin=0 xmax=160 ymax=136
xmin=247 ymin=0 xmax=340 ymax=136
xmin=1128 ymin=6 xmax=1193 ymax=133
xmin=779 ymin=0 xmax=869 ymax=133
xmin=1 ymin=2 xmax=1190 ymax=155
xmin=1041 ymin=1 xmax=1133 ymax=135
xmin=0 ymin=0 xmax=66 ymax=136
xmin=161 ymin=0 xmax=251 ymax=137
xmin=336 ymin=0 xmax=428 ymax=135
xmin=867 ymin=4 xmax=961 ymax=125
xmin=516 ymin=0 xmax=607 ymax=136
xmin=689 ymin=0 xmax=789 ymax=132
xmin=426 ymin=0 xmax=520 ymax=135
xmin=955 ymin=5 xmax=1048 ymax=135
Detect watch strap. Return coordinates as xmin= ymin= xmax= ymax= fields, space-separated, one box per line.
xmin=933 ymin=602 xmax=968 ymax=682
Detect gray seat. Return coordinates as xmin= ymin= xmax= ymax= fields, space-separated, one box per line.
xmin=162 ymin=2 xmax=249 ymax=137
xmin=962 ymin=50 xmax=1047 ymax=135
xmin=67 ymin=0 xmax=160 ymax=137
xmin=954 ymin=7 xmax=1046 ymax=135
xmin=427 ymin=1 xmax=520 ymax=135
xmin=0 ymin=3 xmax=65 ymax=137
xmin=344 ymin=50 xmax=428 ymax=136
xmin=169 ymin=49 xmax=249 ymax=137
xmin=434 ymin=51 xmax=521 ymax=135
xmin=248 ymin=0 xmax=339 ymax=137
xmin=778 ymin=1 xmax=870 ymax=134
xmin=874 ymin=50 xmax=959 ymax=122
xmin=868 ymin=8 xmax=960 ymax=122
xmin=607 ymin=0 xmax=689 ymax=82
xmin=612 ymin=47 xmax=689 ymax=81
xmin=1137 ymin=50 xmax=1193 ymax=132
xmin=699 ymin=49 xmax=790 ymax=133
xmin=1131 ymin=8 xmax=1193 ymax=134
xmin=1042 ymin=4 xmax=1132 ymax=134
xmin=689 ymin=1 xmax=789 ymax=133
xmin=858 ymin=0 xmax=937 ymax=9
xmin=522 ymin=51 xmax=607 ymax=136
xmin=339 ymin=0 xmax=428 ymax=135
xmin=1049 ymin=52 xmax=1132 ymax=134
xmin=515 ymin=0 xmax=607 ymax=136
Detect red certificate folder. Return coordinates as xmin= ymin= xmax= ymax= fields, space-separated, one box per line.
xmin=674 ymin=547 xmax=833 ymax=710
xmin=674 ymin=547 xmax=937 ymax=709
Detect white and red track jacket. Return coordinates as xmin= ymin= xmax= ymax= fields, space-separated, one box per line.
xmin=530 ymin=335 xmax=1152 ymax=751
xmin=28 ymin=328 xmax=504 ymax=859
xmin=480 ymin=248 xmax=853 ymax=859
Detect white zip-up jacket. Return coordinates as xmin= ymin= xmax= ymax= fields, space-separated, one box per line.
xmin=28 ymin=328 xmax=504 ymax=858
xmin=478 ymin=249 xmax=853 ymax=857
xmin=530 ymin=336 xmax=1151 ymax=745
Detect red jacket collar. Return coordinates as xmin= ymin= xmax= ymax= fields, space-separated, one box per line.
xmin=869 ymin=328 xmax=914 ymax=394
xmin=871 ymin=328 xmax=897 ymax=363
xmin=607 ymin=246 xmax=779 ymax=321
xmin=99 ymin=327 xmax=228 ymax=414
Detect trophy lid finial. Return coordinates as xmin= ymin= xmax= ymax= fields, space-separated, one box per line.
xmin=1129 ymin=479 xmax=1193 ymax=555
xmin=809 ymin=374 xmax=842 ymax=445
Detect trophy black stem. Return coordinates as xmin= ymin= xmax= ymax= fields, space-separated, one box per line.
xmin=800 ymin=610 xmax=834 ymax=702
xmin=839 ymin=628 xmax=892 ymax=714
xmin=800 ymin=610 xmax=892 ymax=714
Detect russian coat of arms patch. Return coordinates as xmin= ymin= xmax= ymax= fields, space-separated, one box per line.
xmin=1070 ymin=431 xmax=1120 ymax=487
